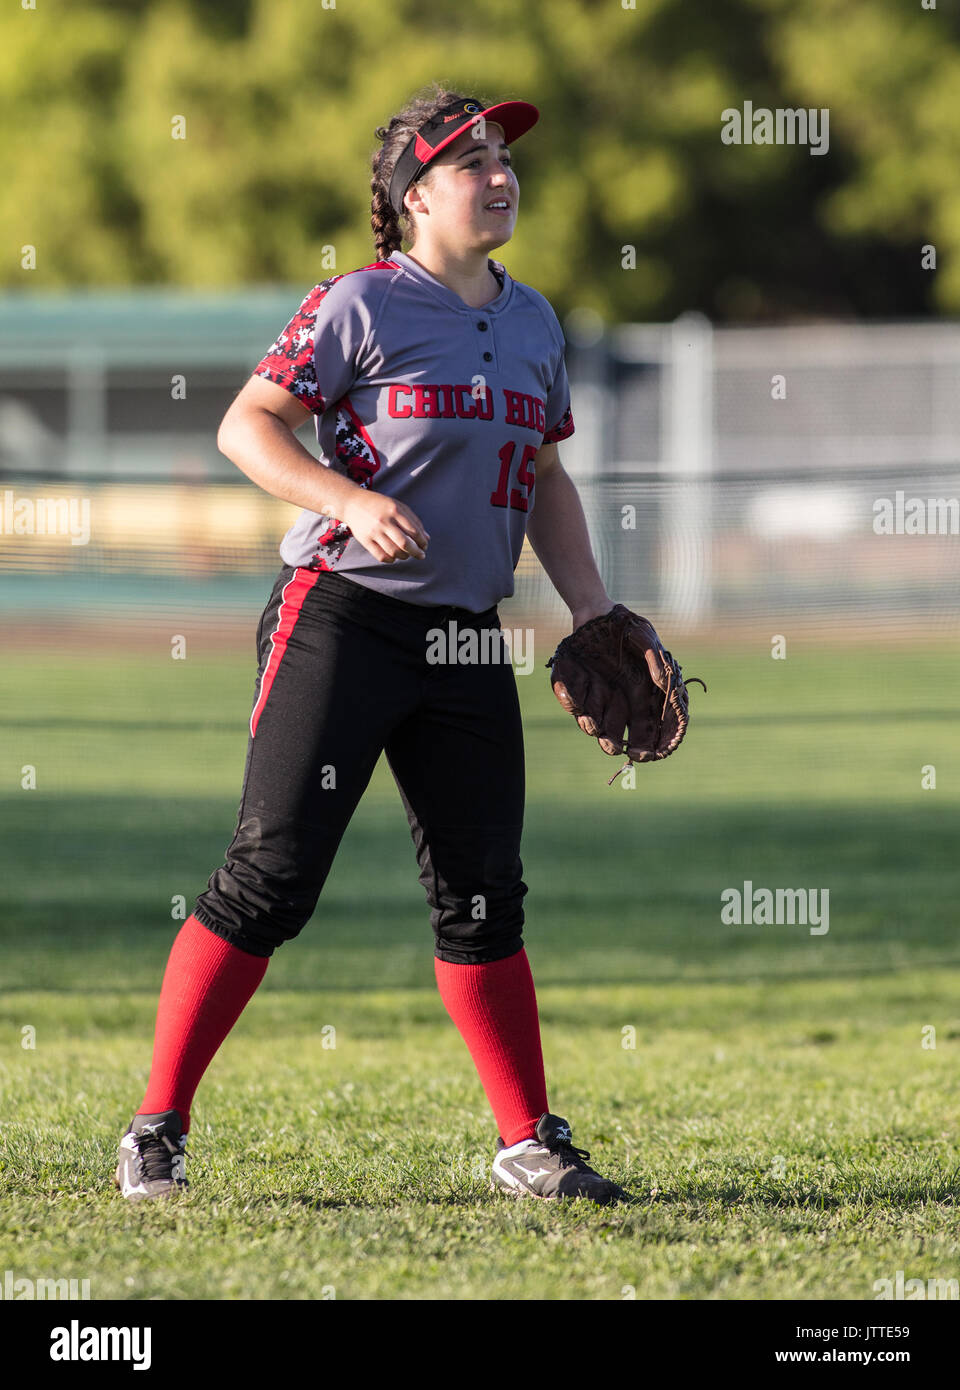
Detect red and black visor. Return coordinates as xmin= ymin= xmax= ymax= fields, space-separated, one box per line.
xmin=388 ymin=96 xmax=539 ymax=216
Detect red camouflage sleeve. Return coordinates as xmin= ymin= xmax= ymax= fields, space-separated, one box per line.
xmin=542 ymin=352 xmax=575 ymax=444
xmin=254 ymin=278 xmax=345 ymax=415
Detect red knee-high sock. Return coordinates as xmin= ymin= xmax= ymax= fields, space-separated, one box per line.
xmin=138 ymin=914 xmax=268 ymax=1132
xmin=434 ymin=949 xmax=549 ymax=1148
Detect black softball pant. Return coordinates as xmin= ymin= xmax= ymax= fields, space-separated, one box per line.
xmin=193 ymin=565 xmax=527 ymax=962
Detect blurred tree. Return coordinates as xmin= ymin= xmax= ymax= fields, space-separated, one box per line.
xmin=0 ymin=4 xmax=142 ymax=284
xmin=2 ymin=0 xmax=959 ymax=321
xmin=772 ymin=0 xmax=960 ymax=314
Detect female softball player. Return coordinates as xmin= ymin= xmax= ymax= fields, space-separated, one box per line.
xmin=116 ymin=84 xmax=626 ymax=1205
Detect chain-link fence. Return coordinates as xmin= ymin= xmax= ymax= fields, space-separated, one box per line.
xmin=1 ymin=296 xmax=958 ymax=641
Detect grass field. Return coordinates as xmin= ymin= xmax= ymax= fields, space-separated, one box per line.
xmin=1 ymin=627 xmax=959 ymax=1300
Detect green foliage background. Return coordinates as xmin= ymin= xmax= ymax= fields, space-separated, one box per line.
xmin=3 ymin=0 xmax=960 ymax=319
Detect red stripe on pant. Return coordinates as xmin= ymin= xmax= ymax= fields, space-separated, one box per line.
xmin=249 ymin=568 xmax=320 ymax=737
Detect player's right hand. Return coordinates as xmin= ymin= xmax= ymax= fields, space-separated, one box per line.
xmin=341 ymin=492 xmax=430 ymax=564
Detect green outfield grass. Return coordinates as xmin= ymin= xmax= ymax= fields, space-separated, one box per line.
xmin=1 ymin=632 xmax=958 ymax=1300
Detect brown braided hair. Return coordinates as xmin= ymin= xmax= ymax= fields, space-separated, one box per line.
xmin=371 ymin=82 xmax=492 ymax=261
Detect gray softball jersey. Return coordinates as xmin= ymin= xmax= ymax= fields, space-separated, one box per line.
xmin=254 ymin=249 xmax=575 ymax=612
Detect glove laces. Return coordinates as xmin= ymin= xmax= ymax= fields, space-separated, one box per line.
xmin=607 ymin=662 xmax=708 ymax=785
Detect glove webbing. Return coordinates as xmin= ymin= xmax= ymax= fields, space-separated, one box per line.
xmin=607 ymin=660 xmax=707 ymax=785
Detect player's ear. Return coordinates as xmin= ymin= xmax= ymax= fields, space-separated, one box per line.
xmin=405 ymin=182 xmax=427 ymax=217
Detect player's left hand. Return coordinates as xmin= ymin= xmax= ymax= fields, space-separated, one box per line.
xmin=569 ymin=599 xmax=615 ymax=630
xmin=545 ymin=605 xmax=707 ymax=784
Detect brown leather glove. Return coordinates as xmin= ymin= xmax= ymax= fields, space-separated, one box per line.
xmin=545 ymin=605 xmax=706 ymax=784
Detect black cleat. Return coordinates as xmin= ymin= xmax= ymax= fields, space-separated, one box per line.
xmin=115 ymin=1110 xmax=188 ymax=1200
xmin=491 ymin=1112 xmax=628 ymax=1205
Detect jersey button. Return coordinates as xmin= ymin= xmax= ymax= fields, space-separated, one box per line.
xmin=482 ymin=351 xmax=493 ymax=362
xmin=477 ymin=320 xmax=488 ymax=330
